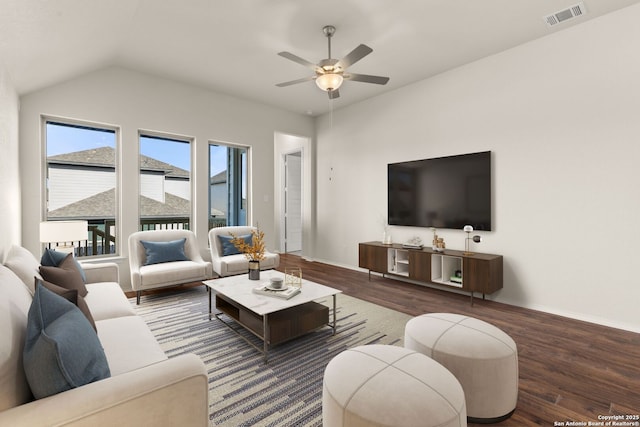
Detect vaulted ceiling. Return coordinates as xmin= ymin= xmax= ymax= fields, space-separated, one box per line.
xmin=2 ymin=0 xmax=639 ymax=116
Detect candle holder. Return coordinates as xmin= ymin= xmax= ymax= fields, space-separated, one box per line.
xmin=285 ymin=268 xmax=303 ymax=289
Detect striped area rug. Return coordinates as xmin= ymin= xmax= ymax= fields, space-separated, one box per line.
xmin=131 ymin=286 xmax=412 ymax=426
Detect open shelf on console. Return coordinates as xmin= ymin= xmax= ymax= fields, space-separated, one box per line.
xmin=387 ymin=248 xmax=409 ymax=277
xmin=431 ymin=254 xmax=463 ymax=288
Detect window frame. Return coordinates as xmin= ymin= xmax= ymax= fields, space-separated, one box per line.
xmin=138 ymin=130 xmax=195 ymax=231
xmin=208 ymin=140 xmax=251 ymax=230
xmin=42 ymin=115 xmax=121 ymax=258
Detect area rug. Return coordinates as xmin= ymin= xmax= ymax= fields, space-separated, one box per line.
xmin=130 ymin=286 xmax=412 ymax=426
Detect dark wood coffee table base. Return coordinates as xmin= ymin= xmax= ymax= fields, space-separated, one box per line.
xmin=212 ymin=293 xmax=333 ymax=362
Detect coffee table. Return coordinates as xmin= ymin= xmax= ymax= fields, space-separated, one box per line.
xmin=204 ymin=270 xmax=342 ymax=362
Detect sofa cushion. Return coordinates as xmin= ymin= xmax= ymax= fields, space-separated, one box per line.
xmin=3 ymin=245 xmax=42 ymax=295
xmin=84 ymin=282 xmax=136 ymax=321
xmin=137 ymin=260 xmax=209 ymax=290
xmin=39 ymin=253 xmax=88 ymax=297
xmin=0 ymin=265 xmax=34 ymax=411
xmin=218 ymin=234 xmax=252 ymax=256
xmin=23 ymin=285 xmax=110 ymax=400
xmin=96 ymin=315 xmax=167 ymax=376
xmin=37 ymin=279 xmax=96 ymax=331
xmin=141 ymin=238 xmax=189 ymax=265
xmin=40 ymin=248 xmax=86 ymax=282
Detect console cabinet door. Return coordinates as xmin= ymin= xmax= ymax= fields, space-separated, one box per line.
xmin=409 ymin=251 xmax=431 ymax=282
xmin=463 ymin=257 xmax=503 ymax=293
xmin=358 ymin=244 xmax=388 ymax=274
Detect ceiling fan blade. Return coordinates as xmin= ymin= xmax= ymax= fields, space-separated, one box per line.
xmin=278 ymin=51 xmax=320 ymax=72
xmin=276 ymin=76 xmax=315 ymax=87
xmin=328 ymin=89 xmax=340 ymax=99
xmin=336 ymin=44 xmax=373 ymax=69
xmin=344 ymin=73 xmax=390 ymax=85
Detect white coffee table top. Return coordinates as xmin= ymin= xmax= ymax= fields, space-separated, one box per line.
xmin=204 ymin=270 xmax=341 ymax=316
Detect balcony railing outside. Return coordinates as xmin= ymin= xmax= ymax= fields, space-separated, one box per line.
xmin=55 ymin=217 xmax=229 ymax=258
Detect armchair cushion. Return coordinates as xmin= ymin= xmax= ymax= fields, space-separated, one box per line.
xmin=23 ymin=286 xmax=110 ymax=400
xmin=141 ymin=238 xmax=189 ymax=265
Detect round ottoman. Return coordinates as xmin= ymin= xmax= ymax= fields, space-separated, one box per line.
xmin=322 ymin=344 xmax=467 ymax=427
xmin=404 ymin=313 xmax=518 ymax=423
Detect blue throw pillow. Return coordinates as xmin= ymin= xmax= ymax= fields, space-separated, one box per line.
xmin=41 ymin=248 xmax=87 ymax=283
xmin=140 ymin=238 xmax=190 ymax=265
xmin=218 ymin=234 xmax=252 ymax=256
xmin=23 ymin=285 xmax=110 ymax=400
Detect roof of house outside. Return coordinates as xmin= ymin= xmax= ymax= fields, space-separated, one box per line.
xmin=47 ymin=188 xmax=190 ymax=220
xmin=210 ymin=169 xmax=226 ymax=184
xmin=48 ymin=146 xmax=189 ymax=178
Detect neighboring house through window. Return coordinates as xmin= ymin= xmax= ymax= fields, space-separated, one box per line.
xmin=139 ymin=133 xmax=192 ymax=230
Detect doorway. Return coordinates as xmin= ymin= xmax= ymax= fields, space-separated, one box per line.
xmin=283 ymin=151 xmax=302 ymax=253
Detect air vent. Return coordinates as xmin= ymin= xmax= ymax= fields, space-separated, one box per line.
xmin=544 ymin=2 xmax=587 ymax=27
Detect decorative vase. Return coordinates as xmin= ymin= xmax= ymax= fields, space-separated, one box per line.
xmin=248 ymin=260 xmax=260 ymax=280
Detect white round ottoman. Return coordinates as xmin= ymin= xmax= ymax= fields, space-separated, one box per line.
xmin=322 ymin=344 xmax=467 ymax=427
xmin=404 ymin=313 xmax=518 ymax=423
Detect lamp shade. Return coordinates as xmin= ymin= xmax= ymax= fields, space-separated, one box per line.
xmin=316 ymin=73 xmax=343 ymax=92
xmin=40 ymin=221 xmax=88 ymax=243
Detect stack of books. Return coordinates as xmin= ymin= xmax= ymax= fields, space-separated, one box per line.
xmin=252 ymin=283 xmax=300 ymax=300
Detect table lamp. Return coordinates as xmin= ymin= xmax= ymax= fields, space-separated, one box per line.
xmin=463 ymin=225 xmax=482 ymax=255
xmin=40 ymin=220 xmax=88 ymax=255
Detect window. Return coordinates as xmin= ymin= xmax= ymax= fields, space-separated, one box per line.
xmin=44 ymin=120 xmax=118 ymax=257
xmin=139 ymin=134 xmax=192 ymax=230
xmin=209 ymin=143 xmax=248 ymax=228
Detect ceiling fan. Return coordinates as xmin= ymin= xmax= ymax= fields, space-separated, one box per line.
xmin=276 ymin=25 xmax=390 ymax=99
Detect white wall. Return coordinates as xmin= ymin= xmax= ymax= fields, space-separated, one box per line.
xmin=314 ymin=4 xmax=640 ymax=332
xmin=0 ymin=63 xmax=21 ymax=260
xmin=19 ymin=67 xmax=314 ymax=288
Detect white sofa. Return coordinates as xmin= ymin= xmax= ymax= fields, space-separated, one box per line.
xmin=208 ymin=226 xmax=280 ymax=277
xmin=128 ymin=229 xmax=213 ymax=304
xmin=0 ymin=245 xmax=209 ymax=427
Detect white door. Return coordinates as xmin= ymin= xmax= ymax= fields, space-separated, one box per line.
xmin=284 ymin=152 xmax=302 ymax=253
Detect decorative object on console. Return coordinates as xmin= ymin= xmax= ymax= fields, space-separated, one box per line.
xmin=430 ymin=228 xmax=446 ymax=252
xmin=463 ymin=225 xmax=482 ymax=255
xmin=285 ymin=268 xmax=303 ymax=289
xmin=382 ymin=228 xmax=392 ymax=245
xmin=402 ymin=236 xmax=423 ymax=249
xmin=39 ymin=220 xmax=88 ymax=255
xmin=430 ymin=227 xmax=437 ymax=249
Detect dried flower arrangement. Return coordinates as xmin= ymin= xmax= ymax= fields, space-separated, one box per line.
xmin=229 ymin=228 xmax=266 ymax=262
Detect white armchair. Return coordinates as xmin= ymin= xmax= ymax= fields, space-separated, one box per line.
xmin=128 ymin=229 xmax=213 ymax=304
xmin=208 ymin=226 xmax=279 ymax=277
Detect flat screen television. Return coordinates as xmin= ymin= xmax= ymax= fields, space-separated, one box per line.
xmin=388 ymin=151 xmax=492 ymax=231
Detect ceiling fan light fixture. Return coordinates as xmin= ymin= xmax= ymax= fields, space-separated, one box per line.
xmin=315 ymin=73 xmax=343 ymax=92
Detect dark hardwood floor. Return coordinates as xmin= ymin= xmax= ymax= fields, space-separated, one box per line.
xmin=276 ymin=254 xmax=640 ymax=427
